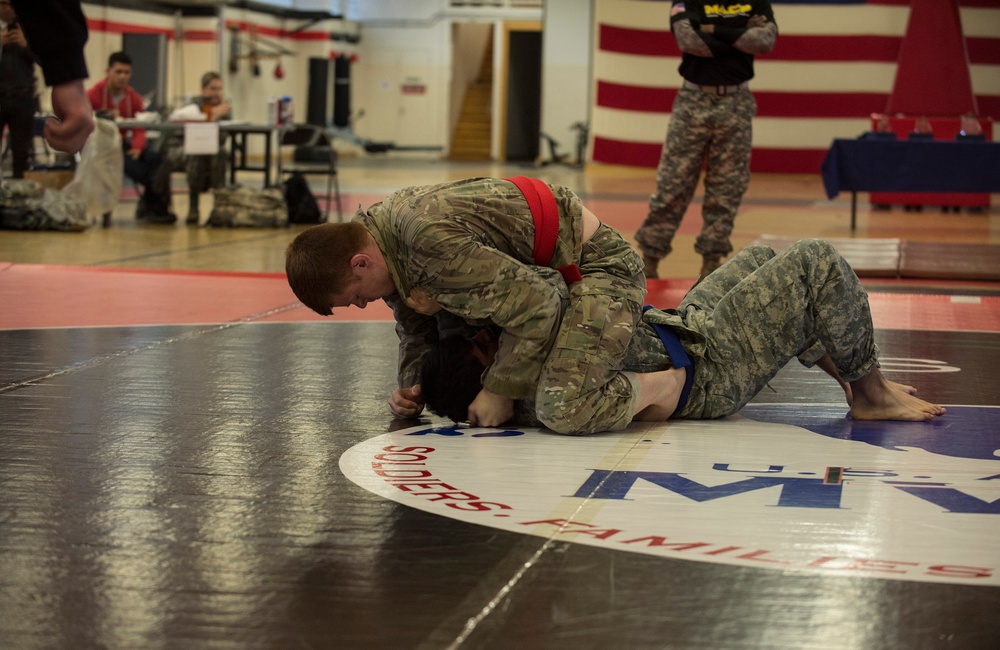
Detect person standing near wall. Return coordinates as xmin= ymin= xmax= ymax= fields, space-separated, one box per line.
xmin=0 ymin=0 xmax=38 ymax=179
xmin=637 ymin=1 xmax=777 ymax=281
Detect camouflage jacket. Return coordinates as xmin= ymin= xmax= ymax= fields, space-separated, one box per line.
xmin=357 ymin=177 xmax=586 ymax=398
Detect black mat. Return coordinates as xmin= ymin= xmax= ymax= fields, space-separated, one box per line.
xmin=1 ymin=322 xmax=998 ymax=649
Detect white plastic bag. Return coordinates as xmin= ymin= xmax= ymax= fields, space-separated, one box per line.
xmin=62 ymin=118 xmax=124 ymax=222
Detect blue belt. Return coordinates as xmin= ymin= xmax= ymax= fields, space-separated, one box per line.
xmin=643 ymin=306 xmax=694 ymax=417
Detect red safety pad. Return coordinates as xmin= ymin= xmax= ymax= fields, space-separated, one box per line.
xmin=0 ymin=264 xmax=393 ymax=329
xmin=3 ymin=263 xmax=999 ymax=333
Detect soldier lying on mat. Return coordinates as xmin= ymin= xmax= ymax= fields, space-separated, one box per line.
xmin=418 ymin=239 xmax=946 ymax=430
xmin=286 ymin=177 xmax=682 ymax=435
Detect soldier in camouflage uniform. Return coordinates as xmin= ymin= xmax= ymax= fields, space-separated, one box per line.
xmin=637 ymin=0 xmax=777 ymax=281
xmin=421 ymin=239 xmax=946 ymax=429
xmin=285 ymin=177 xmax=665 ymax=436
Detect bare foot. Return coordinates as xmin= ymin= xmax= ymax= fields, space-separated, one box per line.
xmin=886 ymin=379 xmax=917 ymax=395
xmin=850 ymin=368 xmax=945 ymax=421
xmin=631 ymin=368 xmax=686 ymax=421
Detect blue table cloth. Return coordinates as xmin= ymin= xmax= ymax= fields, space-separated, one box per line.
xmin=821 ymin=139 xmax=1000 ymax=199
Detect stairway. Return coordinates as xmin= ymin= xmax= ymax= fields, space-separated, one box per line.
xmin=450 ymin=36 xmax=493 ymax=161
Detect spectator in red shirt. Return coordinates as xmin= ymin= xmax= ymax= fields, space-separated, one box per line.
xmin=87 ymin=51 xmax=175 ymax=223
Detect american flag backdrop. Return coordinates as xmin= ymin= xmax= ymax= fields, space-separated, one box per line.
xmin=590 ymin=0 xmax=1000 ymax=173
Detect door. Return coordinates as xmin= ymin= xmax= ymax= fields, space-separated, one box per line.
xmin=122 ymin=33 xmax=167 ymax=112
xmin=502 ymin=24 xmax=542 ymax=162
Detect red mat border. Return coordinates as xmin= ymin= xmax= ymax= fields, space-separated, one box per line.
xmin=2 ymin=263 xmax=1000 ymax=333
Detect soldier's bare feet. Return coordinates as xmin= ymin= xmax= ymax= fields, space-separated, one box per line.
xmin=850 ymin=368 xmax=945 ymax=421
xmin=885 ymin=379 xmax=917 ymax=395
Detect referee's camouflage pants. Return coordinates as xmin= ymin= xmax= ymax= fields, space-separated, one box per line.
xmin=635 ymin=86 xmax=756 ymax=261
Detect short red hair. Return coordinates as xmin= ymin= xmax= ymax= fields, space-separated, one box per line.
xmin=285 ymin=222 xmax=369 ymax=315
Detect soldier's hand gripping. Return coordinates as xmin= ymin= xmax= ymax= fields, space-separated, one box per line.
xmin=389 ymin=385 xmax=425 ymax=418
xmin=467 ymin=388 xmax=514 ymax=427
xmin=405 ymin=288 xmax=442 ymax=315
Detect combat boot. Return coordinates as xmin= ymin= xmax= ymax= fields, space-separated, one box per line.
xmin=187 ymin=191 xmax=201 ymax=225
xmin=643 ymin=255 xmax=660 ymax=280
xmin=698 ymin=256 xmax=722 ymax=284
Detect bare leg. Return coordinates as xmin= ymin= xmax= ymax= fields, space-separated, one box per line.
xmin=850 ymin=366 xmax=946 ymax=421
xmin=815 ymin=353 xmax=853 ymax=405
xmin=630 ymin=368 xmax=687 ymax=421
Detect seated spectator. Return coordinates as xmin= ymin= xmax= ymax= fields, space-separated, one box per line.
xmin=957 ymin=113 xmax=985 ymax=140
xmin=87 ymin=51 xmax=175 ymax=224
xmin=861 ymin=115 xmax=896 ymax=140
xmin=182 ymin=71 xmax=231 ymax=225
xmin=909 ymin=115 xmax=934 ymax=140
xmin=0 ymin=1 xmax=39 ymax=179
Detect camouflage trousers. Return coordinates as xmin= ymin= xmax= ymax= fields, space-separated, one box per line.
xmin=650 ymin=239 xmax=879 ymax=419
xmin=186 ymin=151 xmax=228 ymax=194
xmin=516 ymin=240 xmax=877 ymax=430
xmin=534 ymin=223 xmax=646 ymax=435
xmin=635 ymin=86 xmax=756 ymax=260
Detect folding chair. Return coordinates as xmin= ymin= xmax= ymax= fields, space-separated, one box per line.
xmin=276 ymin=124 xmax=342 ymax=222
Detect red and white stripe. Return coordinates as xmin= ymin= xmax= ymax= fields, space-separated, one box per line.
xmin=591 ymin=0 xmax=1000 ymax=173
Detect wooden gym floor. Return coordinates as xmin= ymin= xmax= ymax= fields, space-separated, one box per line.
xmin=1 ymin=161 xmax=999 ymax=649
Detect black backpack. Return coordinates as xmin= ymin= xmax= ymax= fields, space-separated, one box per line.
xmin=283 ymin=171 xmax=322 ymax=224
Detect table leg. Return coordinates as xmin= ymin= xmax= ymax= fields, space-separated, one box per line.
xmin=228 ymin=133 xmax=240 ymax=186
xmin=851 ymin=191 xmax=857 ymax=231
xmin=263 ymin=132 xmax=272 ymax=187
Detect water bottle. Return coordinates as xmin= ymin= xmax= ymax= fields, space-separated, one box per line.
xmin=267 ymin=96 xmax=278 ymax=125
xmin=280 ymin=96 xmax=293 ymax=125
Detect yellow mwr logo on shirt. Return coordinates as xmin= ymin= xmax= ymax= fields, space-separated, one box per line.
xmin=703 ymin=4 xmax=752 ymax=17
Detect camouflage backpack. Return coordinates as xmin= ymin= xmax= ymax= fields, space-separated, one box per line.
xmin=0 ymin=179 xmax=89 ymax=231
xmin=206 ymin=185 xmax=288 ymax=228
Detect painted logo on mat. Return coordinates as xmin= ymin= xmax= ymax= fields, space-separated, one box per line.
xmin=339 ymin=405 xmax=1000 ymax=585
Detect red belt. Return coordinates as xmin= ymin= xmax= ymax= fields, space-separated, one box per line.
xmin=503 ymin=176 xmax=582 ymax=284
